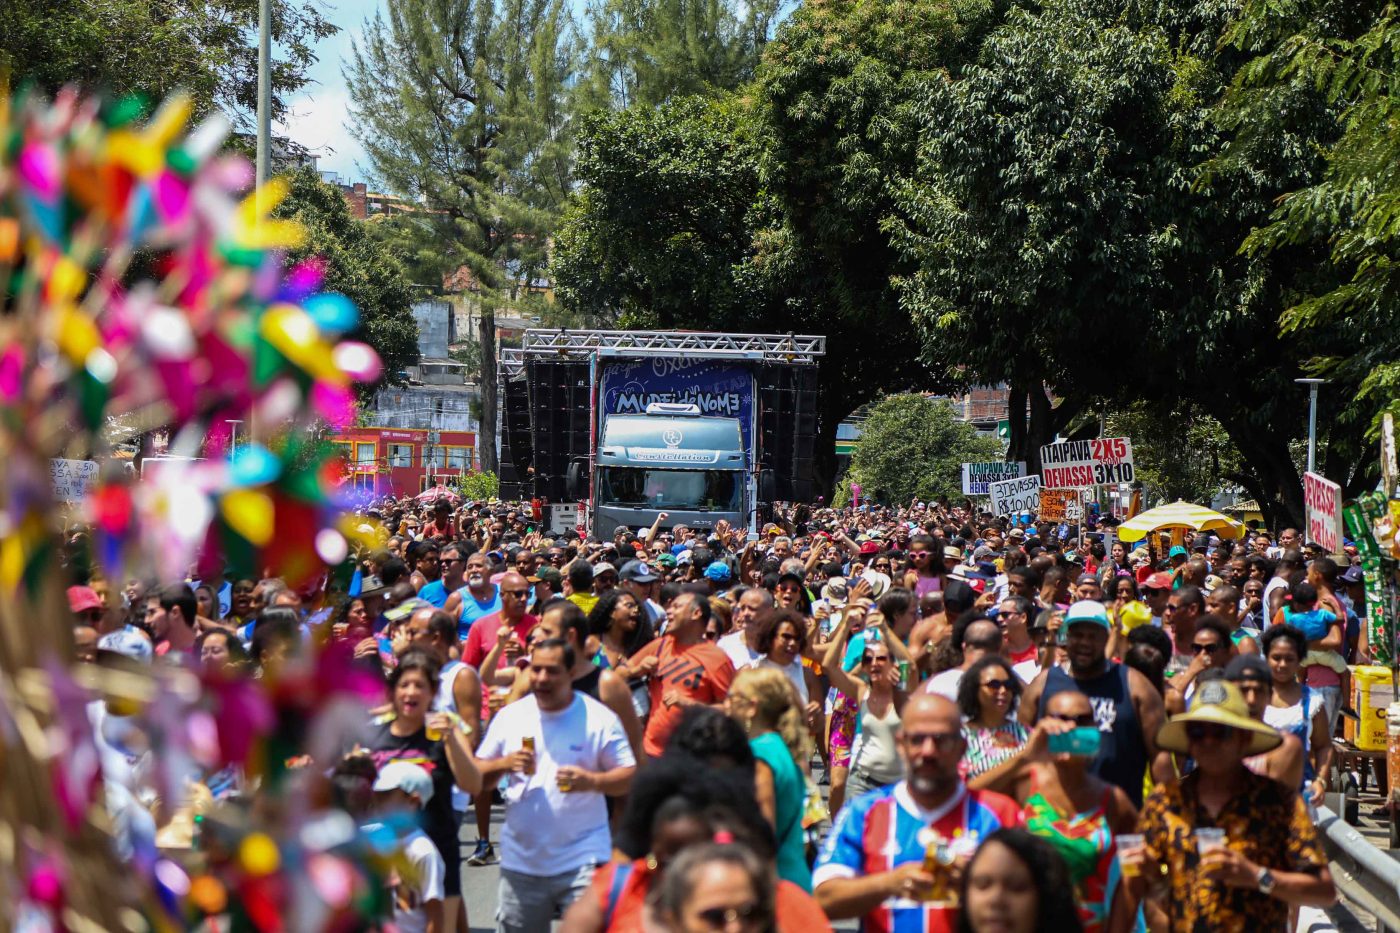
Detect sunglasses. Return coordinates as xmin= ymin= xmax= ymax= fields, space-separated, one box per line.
xmin=981 ymin=678 xmax=1014 ymax=692
xmin=696 ymin=903 xmax=764 ymax=929
xmin=1185 ymin=722 xmax=1234 ymax=742
xmin=1191 ymin=641 xmax=1224 ymax=653
xmin=501 ymin=589 xmax=531 ymax=598
xmin=862 ymin=654 xmax=890 ymax=665
xmin=905 ymin=731 xmax=962 ymax=750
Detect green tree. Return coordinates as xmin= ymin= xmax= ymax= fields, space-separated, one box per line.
xmin=886 ymin=0 xmax=1367 ymax=527
xmin=2 ymin=0 xmax=334 ymax=124
xmin=345 ymin=0 xmax=579 ymax=473
xmin=1215 ymin=1 xmax=1399 ymax=441
xmin=1104 ymin=402 xmax=1245 ymax=506
xmin=578 ymin=0 xmax=785 ymax=109
xmin=273 ymin=169 xmax=420 ymax=390
xmin=839 ymin=394 xmax=1003 ymax=505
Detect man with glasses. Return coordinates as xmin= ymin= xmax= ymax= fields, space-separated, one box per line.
xmin=418 ymin=542 xmax=466 ymax=609
xmin=1023 ymin=600 xmax=1165 ymax=807
xmin=1163 ymin=584 xmax=1205 ymax=677
xmin=814 ymin=694 xmax=1021 ymax=929
xmin=1127 ymin=680 xmax=1334 ymax=928
xmin=995 ymin=596 xmax=1038 ymax=667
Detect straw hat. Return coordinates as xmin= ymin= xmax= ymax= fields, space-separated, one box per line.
xmin=1156 ymin=680 xmax=1282 ymax=757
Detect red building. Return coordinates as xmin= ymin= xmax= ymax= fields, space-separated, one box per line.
xmin=331 ymin=427 xmax=478 ymax=497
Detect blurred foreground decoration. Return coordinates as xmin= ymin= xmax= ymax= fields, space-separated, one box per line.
xmin=0 ymin=87 xmax=391 ymax=929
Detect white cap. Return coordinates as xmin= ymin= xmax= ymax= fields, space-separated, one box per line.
xmin=373 ymin=761 xmax=434 ymax=806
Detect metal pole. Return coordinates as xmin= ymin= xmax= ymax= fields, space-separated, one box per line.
xmin=256 ymin=0 xmax=272 ymax=191
xmin=1296 ymin=378 xmax=1326 ymax=475
xmin=1307 ymin=383 xmax=1319 ymax=474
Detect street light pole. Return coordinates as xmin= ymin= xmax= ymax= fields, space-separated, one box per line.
xmin=1296 ymin=378 xmax=1326 ymax=474
xmin=255 ymin=0 xmax=272 ymax=191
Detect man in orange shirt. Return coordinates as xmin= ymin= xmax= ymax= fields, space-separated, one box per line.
xmin=629 ymin=584 xmax=735 ymax=757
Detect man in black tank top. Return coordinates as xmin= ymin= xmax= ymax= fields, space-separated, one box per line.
xmin=1020 ymin=600 xmax=1167 ymax=808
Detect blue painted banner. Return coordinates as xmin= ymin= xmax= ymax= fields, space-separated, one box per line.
xmin=600 ymin=358 xmax=755 ymax=462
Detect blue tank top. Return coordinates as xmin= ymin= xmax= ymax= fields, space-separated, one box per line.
xmin=1038 ymin=663 xmax=1147 ymax=808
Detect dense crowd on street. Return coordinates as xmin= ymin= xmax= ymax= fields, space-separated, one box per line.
xmin=71 ymin=493 xmax=1387 ymax=932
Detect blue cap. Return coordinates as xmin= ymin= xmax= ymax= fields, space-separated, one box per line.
xmin=1168 ymin=545 xmax=1188 ymax=558
xmin=704 ymin=561 xmax=733 ymax=583
xmin=1064 ymin=600 xmax=1111 ymax=630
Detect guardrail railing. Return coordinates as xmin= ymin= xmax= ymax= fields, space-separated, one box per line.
xmin=1315 ymin=804 xmax=1400 ymax=932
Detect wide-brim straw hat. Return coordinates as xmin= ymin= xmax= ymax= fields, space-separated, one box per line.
xmin=1156 ymin=680 xmax=1282 ymax=757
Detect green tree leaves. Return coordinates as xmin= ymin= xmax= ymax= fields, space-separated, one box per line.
xmin=840 ymin=394 xmax=1003 ymax=504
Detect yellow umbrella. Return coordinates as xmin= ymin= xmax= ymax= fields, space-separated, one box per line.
xmin=1116 ymin=500 xmax=1247 ymax=543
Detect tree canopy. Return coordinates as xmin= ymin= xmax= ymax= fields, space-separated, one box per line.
xmin=273 ymin=169 xmax=421 ymax=390
xmin=839 ymin=394 xmax=1003 ymax=505
xmin=2 ymin=0 xmax=335 ymax=124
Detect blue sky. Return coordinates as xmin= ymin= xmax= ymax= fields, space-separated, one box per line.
xmin=278 ymin=0 xmax=383 ymax=182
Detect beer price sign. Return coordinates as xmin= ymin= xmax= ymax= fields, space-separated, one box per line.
xmin=1040 ymin=438 xmax=1135 ymax=488
xmin=1303 ymin=471 xmax=1342 ymax=555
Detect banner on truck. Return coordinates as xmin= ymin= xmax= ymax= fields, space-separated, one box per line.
xmin=601 ymin=358 xmax=755 ymax=462
xmin=1039 ymin=437 xmax=1135 ymax=487
xmin=1039 ymin=488 xmax=1078 ymax=523
xmin=989 ymin=474 xmax=1041 ymax=518
xmin=962 ymin=461 xmax=1026 ymax=496
xmin=1303 ymin=471 xmax=1343 ymax=554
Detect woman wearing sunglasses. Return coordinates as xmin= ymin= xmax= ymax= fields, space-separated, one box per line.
xmin=819 ymin=624 xmax=907 ymax=805
xmin=957 ymin=656 xmax=1030 ymax=788
xmin=990 ymin=690 xmax=1141 ymax=933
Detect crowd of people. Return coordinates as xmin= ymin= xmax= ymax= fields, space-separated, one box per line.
xmin=69 ymin=493 xmax=1380 ymax=932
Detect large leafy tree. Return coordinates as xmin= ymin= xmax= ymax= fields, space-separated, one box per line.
xmin=839 ymin=394 xmax=1003 ymax=505
xmin=1215 ymin=1 xmax=1399 ymax=437
xmin=2 ymin=0 xmax=334 ymax=123
xmin=273 ymin=170 xmax=420 ymax=390
xmin=578 ymin=0 xmax=786 ymax=109
xmin=345 ymin=0 xmax=578 ymax=472
xmin=887 ymin=0 xmax=1365 ymax=526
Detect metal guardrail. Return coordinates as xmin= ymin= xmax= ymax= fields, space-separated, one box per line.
xmin=1315 ymin=803 xmax=1400 ymax=932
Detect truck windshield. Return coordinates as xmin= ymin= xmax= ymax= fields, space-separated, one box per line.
xmin=598 ymin=468 xmax=742 ymax=511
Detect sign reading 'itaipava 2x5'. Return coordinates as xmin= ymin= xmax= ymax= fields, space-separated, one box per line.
xmin=962 ymin=461 xmax=1027 ymax=496
xmin=1039 ymin=437 xmax=1135 ymax=487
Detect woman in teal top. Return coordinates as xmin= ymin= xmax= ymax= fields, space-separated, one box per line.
xmin=726 ymin=665 xmax=813 ymax=891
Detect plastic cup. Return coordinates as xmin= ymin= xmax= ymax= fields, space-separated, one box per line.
xmin=1115 ymin=834 xmax=1144 ymax=878
xmin=1195 ymin=827 xmax=1226 ymax=856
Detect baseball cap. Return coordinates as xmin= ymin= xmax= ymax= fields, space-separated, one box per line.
xmin=1074 ymin=573 xmax=1098 ymax=587
xmin=528 ymin=566 xmax=563 ymax=587
xmin=98 ymin=626 xmax=154 ymax=663
xmin=1007 ymin=528 xmax=1026 ymax=540
xmin=619 ymin=560 xmax=658 ymax=584
xmin=1142 ymin=572 xmax=1174 ymax=592
xmin=704 ymin=562 xmax=733 ymax=583
xmin=676 ymin=551 xmax=694 ymax=567
xmin=1064 ymin=600 xmax=1111 ymax=630
xmin=373 ymin=761 xmax=435 ymax=806
xmin=67 ymin=585 xmax=104 ymax=614
xmin=383 ymin=597 xmax=431 ymax=624
xmin=592 ymin=562 xmax=618 ymax=578
xmin=858 ymin=541 xmax=880 ymax=556
xmin=1339 ymin=565 xmax=1364 ymax=585
xmin=1168 ymin=545 xmax=1188 ymax=559
xmin=655 ymin=554 xmax=678 ymax=569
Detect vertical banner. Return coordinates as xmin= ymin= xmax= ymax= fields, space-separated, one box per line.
xmin=1303 ymin=471 xmax=1343 ymax=554
xmin=1345 ymin=497 xmax=1393 ymax=665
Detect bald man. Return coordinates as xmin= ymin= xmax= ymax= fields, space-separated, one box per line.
xmin=814 ymin=694 xmax=1021 ymax=926
xmin=461 ymin=572 xmax=539 ymax=671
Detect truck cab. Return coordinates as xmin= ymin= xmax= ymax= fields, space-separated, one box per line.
xmin=588 ymin=403 xmax=746 ymax=539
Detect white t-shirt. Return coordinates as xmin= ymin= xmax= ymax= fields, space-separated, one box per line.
xmin=1012 ymin=658 xmax=1041 ymax=685
xmin=478 ymin=692 xmax=635 ymax=875
xmin=924 ymin=667 xmax=964 ymax=701
xmin=741 ymin=655 xmax=808 ymax=705
xmin=389 ymin=827 xmax=445 ymax=933
xmin=718 ymin=631 xmax=761 ymax=671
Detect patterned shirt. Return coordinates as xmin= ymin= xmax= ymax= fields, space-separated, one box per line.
xmin=813 ymin=781 xmax=1021 ymax=933
xmin=960 ymin=720 xmax=1029 ymax=780
xmin=1140 ymin=769 xmax=1327 ymax=932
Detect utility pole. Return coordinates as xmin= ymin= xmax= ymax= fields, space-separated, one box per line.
xmin=256 ymin=0 xmax=272 ymax=190
xmin=1295 ymin=378 xmax=1326 ymax=474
